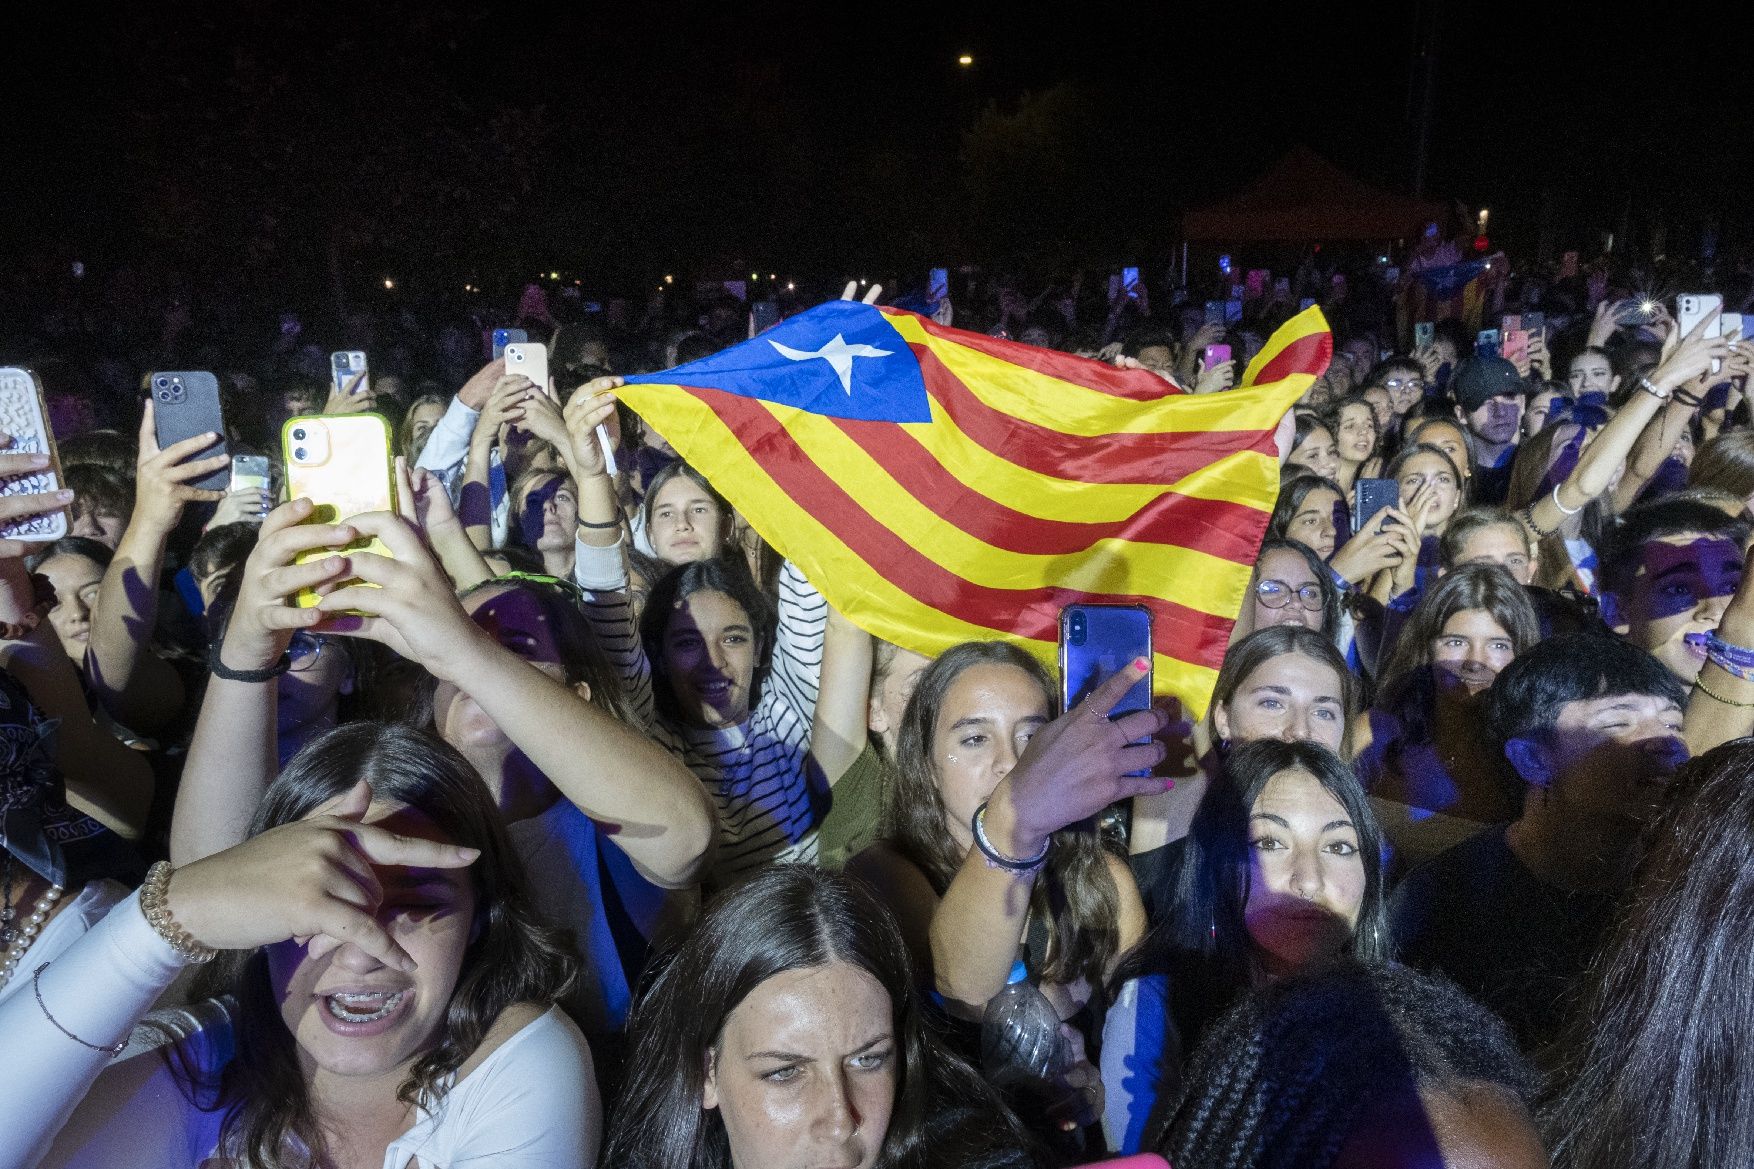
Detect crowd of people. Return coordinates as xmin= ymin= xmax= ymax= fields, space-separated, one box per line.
xmin=6 ymin=245 xmax=1754 ymax=1169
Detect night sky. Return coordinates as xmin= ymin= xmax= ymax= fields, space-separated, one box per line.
xmin=7 ymin=1 xmax=1751 ymax=294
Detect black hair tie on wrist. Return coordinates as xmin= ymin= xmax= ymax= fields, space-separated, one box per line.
xmin=207 ymin=637 xmax=290 ymax=683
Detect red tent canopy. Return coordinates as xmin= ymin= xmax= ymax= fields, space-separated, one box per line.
xmin=1182 ymin=147 xmax=1445 ymax=243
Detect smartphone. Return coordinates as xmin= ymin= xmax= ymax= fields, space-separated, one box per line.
xmin=1523 ymin=311 xmax=1545 ymax=338
xmin=230 ymin=453 xmax=271 ymax=493
xmin=1070 ymin=1158 xmax=1170 ymax=1169
xmin=1353 ymin=477 xmax=1400 ymax=532
xmin=1274 ymin=276 xmax=1291 ymax=298
xmin=1677 ymin=293 xmax=1725 ymax=373
xmin=1217 ymin=254 xmax=1232 ymax=276
xmin=1500 ymin=329 xmax=1530 ymax=368
xmin=1202 ymin=343 xmax=1232 ymax=370
xmin=722 ymin=280 xmax=748 ymax=302
xmin=1245 ymin=269 xmax=1269 ymax=299
xmin=282 ymin=414 xmax=396 ymax=610
xmin=503 ymin=342 xmax=549 ymax=392
xmin=1475 ymin=328 xmax=1501 ymax=359
xmin=330 ymin=350 xmax=367 ymax=401
xmin=1413 ymin=321 xmax=1435 ymax=349
xmin=1501 ymin=314 xmax=1522 ymax=334
xmin=928 ymin=267 xmax=949 ymax=303
xmin=1059 ymin=604 xmax=1153 ymax=759
xmin=149 ymin=371 xmax=228 ymax=491
xmin=0 ymin=368 xmax=66 ymax=542
xmin=1723 ymin=312 xmax=1744 ymax=342
xmin=1203 ymin=300 xmax=1226 ymax=327
xmin=1122 ymin=267 xmax=1141 ymax=300
xmin=491 ymin=327 xmax=527 ymax=360
xmin=1299 ymin=297 xmax=1318 ymax=312
xmin=750 ymin=300 xmax=780 ymax=334
xmin=1224 ymin=298 xmax=1244 ymax=325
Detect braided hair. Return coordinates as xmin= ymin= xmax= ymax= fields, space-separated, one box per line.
xmin=1161 ymin=960 xmax=1536 ymax=1169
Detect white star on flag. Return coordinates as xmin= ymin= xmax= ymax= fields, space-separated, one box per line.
xmin=769 ymin=333 xmax=894 ymax=394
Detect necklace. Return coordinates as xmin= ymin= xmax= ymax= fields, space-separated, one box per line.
xmin=0 ymin=851 xmax=63 ymax=993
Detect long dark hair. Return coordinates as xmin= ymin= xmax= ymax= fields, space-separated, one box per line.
xmin=1543 ymin=738 xmax=1754 ymax=1168
xmin=639 ymin=555 xmax=778 ymax=727
xmin=1370 ymin=563 xmax=1538 ymax=776
xmin=186 ymin=723 xmax=577 ymax=1169
xmin=603 ymin=865 xmax=1033 ymax=1169
xmin=1123 ymin=739 xmax=1389 ymax=1053
xmin=881 ymin=640 xmax=1124 ymax=989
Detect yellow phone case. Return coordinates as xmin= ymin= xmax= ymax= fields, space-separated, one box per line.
xmin=281 ymin=414 xmax=397 ymax=610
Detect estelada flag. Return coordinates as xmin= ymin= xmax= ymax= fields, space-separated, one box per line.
xmin=619 ymin=302 xmax=1329 ymax=717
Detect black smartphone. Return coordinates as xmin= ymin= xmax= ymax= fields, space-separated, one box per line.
xmin=751 ymin=300 xmax=780 ymax=334
xmin=148 ymin=371 xmax=228 ymax=491
xmin=1060 ymin=604 xmax=1154 ymax=774
xmin=1353 ymin=477 xmax=1399 ymax=532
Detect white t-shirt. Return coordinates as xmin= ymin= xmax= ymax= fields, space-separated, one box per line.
xmin=11 ymin=892 xmax=600 ymax=1169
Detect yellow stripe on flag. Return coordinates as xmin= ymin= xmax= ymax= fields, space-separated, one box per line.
xmin=616 ymin=383 xmax=1223 ymax=714
xmin=890 ymin=314 xmax=1311 ymax=437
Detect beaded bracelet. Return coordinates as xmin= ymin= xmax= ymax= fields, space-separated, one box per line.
xmin=1694 ymin=674 xmax=1754 ymax=709
xmin=1638 ymin=376 xmax=1672 ymax=402
xmin=139 ymin=862 xmax=217 ymax=965
xmin=970 ymin=801 xmax=1050 ymax=874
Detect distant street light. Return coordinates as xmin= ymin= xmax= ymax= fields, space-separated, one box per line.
xmin=957 ymin=54 xmax=974 ymax=66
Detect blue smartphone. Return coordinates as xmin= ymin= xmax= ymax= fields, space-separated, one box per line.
xmin=750 ymin=299 xmax=780 ymax=334
xmin=1475 ymin=328 xmax=1501 ymax=359
xmin=492 ymin=327 xmax=527 ymax=361
xmin=1060 ymin=604 xmax=1154 ymax=772
xmin=1122 ymin=267 xmax=1141 ymax=299
xmin=1353 ymin=477 xmax=1400 ymax=532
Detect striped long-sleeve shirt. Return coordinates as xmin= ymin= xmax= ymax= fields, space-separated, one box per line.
xmin=575 ymin=538 xmax=829 ymax=884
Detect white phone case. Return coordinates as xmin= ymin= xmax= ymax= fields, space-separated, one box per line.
xmin=1677 ymin=294 xmax=1725 ymax=374
xmin=0 ymin=368 xmax=66 ymax=541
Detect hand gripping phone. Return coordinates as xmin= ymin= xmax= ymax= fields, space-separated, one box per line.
xmin=1060 ymin=603 xmax=1154 ymax=776
xmin=282 ymin=414 xmax=396 ymax=611
xmin=148 ymin=371 xmax=229 ymax=491
xmin=0 ymin=367 xmax=66 ymax=541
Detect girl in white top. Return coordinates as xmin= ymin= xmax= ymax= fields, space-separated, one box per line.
xmin=5 ymin=725 xmax=598 ymax=1169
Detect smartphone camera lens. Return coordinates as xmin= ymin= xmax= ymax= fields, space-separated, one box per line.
xmin=293 ymin=446 xmax=308 ymax=462
xmin=1069 ymin=613 xmax=1087 ymax=646
xmin=291 ymin=428 xmax=307 ymax=442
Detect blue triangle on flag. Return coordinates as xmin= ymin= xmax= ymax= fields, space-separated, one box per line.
xmin=622 ymin=301 xmax=932 ymax=423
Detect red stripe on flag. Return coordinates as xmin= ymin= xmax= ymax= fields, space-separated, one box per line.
xmin=891 ymin=308 xmax=1188 ymax=400
xmin=1249 ymin=331 xmax=1333 ymax=387
xmin=694 ymin=390 xmax=1243 ymax=669
xmin=832 ymin=417 xmax=1267 ymax=565
xmin=914 ymin=345 xmax=1280 ymax=485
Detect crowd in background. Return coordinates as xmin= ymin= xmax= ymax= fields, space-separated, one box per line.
xmin=6 ymin=232 xmax=1754 ymax=1169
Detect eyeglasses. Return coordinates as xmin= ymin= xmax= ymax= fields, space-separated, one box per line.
xmin=288 ymin=630 xmax=326 ymax=673
xmin=1255 ymin=579 xmax=1326 ymax=611
xmin=1382 ymin=377 xmax=1425 ymax=391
